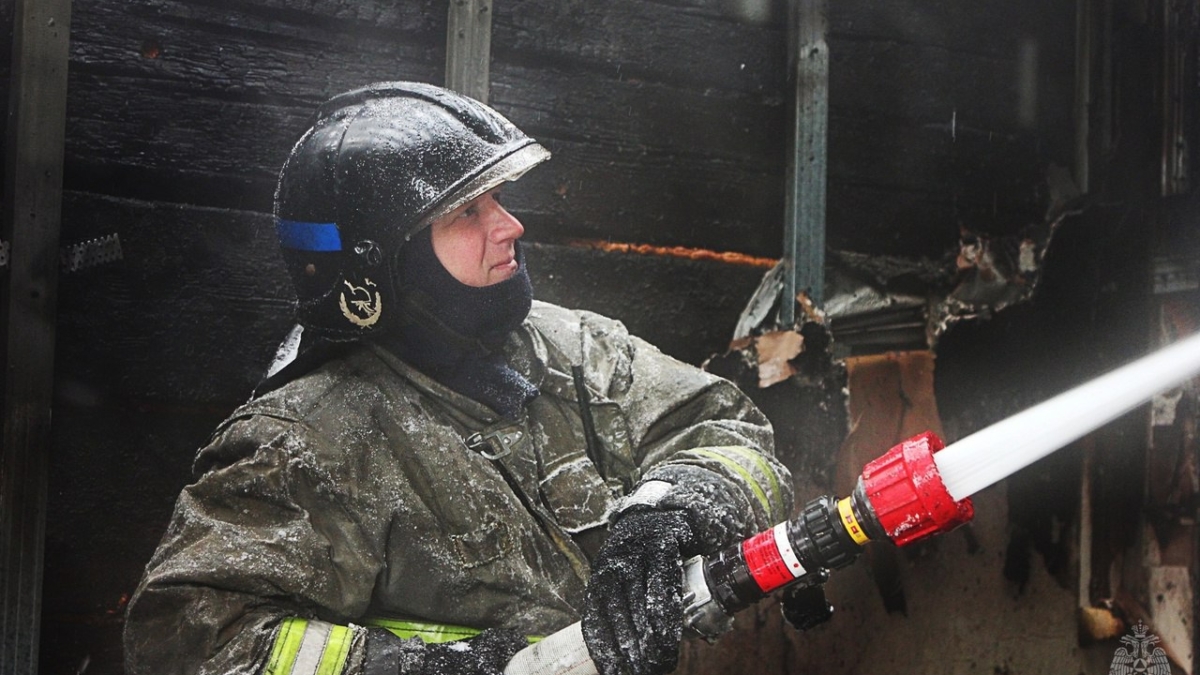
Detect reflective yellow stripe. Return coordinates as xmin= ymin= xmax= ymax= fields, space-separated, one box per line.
xmin=316 ymin=624 xmax=353 ymax=675
xmin=265 ymin=619 xmax=353 ymax=675
xmin=363 ymin=618 xmax=542 ymax=644
xmin=365 ymin=618 xmax=483 ymax=643
xmin=719 ymin=445 xmax=787 ymax=520
xmin=694 ymin=448 xmax=771 ymax=517
xmin=838 ymin=497 xmax=871 ymax=545
xmin=265 ymin=618 xmax=308 ymax=675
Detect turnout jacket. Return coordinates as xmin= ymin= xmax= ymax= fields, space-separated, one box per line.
xmin=124 ymin=301 xmax=793 ymax=675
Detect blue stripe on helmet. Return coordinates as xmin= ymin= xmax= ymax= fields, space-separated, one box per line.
xmin=276 ymin=219 xmax=343 ymax=252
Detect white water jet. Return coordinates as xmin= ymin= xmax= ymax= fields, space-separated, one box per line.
xmin=935 ymin=331 xmax=1200 ymax=502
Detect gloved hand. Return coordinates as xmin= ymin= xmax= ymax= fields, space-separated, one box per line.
xmin=364 ymin=627 xmax=527 ymax=675
xmin=581 ymin=509 xmax=695 ymax=675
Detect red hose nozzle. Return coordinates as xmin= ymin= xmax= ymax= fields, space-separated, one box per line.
xmin=859 ymin=431 xmax=974 ymax=547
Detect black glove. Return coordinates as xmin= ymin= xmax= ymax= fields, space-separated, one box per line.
xmin=581 ymin=509 xmax=695 ymax=675
xmin=364 ymin=627 xmax=527 ymax=675
xmin=583 ymin=468 xmax=761 ymax=675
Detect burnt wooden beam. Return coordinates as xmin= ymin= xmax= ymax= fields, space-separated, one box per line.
xmin=446 ymin=0 xmax=493 ymax=103
xmin=1 ymin=0 xmax=73 ymax=673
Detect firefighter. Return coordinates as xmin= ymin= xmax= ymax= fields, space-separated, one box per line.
xmin=124 ymin=82 xmax=793 ymax=675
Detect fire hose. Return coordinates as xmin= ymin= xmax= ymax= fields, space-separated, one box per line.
xmin=505 ymin=330 xmax=1200 ymax=675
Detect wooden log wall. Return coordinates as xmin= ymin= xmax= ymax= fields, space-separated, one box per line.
xmin=824 ymin=2 xmax=1077 ymax=257
xmin=0 ymin=1 xmax=1092 ymax=673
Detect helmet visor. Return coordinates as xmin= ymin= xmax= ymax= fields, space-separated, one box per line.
xmin=404 ymin=142 xmax=551 ymax=240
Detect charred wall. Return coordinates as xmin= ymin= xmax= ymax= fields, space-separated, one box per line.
xmin=2 ymin=1 xmax=1181 ymax=674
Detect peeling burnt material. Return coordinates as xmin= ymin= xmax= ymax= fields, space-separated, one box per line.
xmin=714 ymin=301 xmax=837 ymax=392
xmin=730 ymin=330 xmax=804 ymax=389
xmin=729 ymin=163 xmax=1084 ymax=362
xmin=933 ymin=164 xmax=1083 ymax=336
xmin=705 ymin=319 xmax=846 ymax=489
xmin=822 ymin=251 xmax=941 ymax=356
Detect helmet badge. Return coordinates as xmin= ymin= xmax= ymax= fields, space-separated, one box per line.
xmin=339 ymin=277 xmax=382 ymax=327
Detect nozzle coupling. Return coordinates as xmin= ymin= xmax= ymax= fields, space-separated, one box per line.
xmin=701 ymin=495 xmax=859 ymax=615
xmin=686 ymin=432 xmax=974 ymax=630
xmin=856 ymin=431 xmax=974 ymax=547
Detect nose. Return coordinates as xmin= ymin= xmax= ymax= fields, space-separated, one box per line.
xmin=487 ymin=201 xmax=525 ymax=243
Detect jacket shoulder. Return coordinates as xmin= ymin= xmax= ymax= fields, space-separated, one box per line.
xmin=524 ymin=301 xmax=637 ymax=392
xmin=194 ymin=347 xmax=403 ymax=474
xmin=237 ymin=347 xmax=392 ymax=418
xmin=525 ymin=301 xmax=633 ymax=356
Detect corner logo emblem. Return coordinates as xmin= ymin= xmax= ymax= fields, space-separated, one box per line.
xmin=339 ymin=278 xmax=382 ymax=328
xmin=1109 ymin=621 xmax=1170 ymax=675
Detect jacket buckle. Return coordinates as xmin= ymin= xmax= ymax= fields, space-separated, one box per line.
xmin=465 ymin=429 xmax=522 ymax=460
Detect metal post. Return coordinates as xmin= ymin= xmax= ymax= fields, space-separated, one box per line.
xmin=1 ymin=0 xmax=72 ymax=673
xmin=782 ymin=0 xmax=829 ymax=325
xmin=445 ymin=0 xmax=494 ymax=103
xmin=1073 ymin=0 xmax=1092 ymax=194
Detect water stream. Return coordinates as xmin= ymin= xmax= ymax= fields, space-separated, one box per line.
xmin=934 ymin=331 xmax=1200 ymax=501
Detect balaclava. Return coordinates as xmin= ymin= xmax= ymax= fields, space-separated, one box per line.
xmin=377 ymin=227 xmax=539 ymax=420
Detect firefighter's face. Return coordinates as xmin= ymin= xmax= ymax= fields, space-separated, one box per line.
xmin=430 ymin=188 xmax=524 ymax=287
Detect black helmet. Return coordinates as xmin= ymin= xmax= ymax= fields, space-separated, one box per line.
xmin=273 ymin=81 xmax=550 ymax=339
